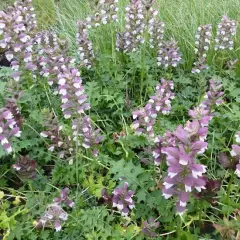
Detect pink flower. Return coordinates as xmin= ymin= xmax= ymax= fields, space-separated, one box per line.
xmin=54 ymin=188 xmax=75 ymax=208
xmin=86 ymin=0 xmax=119 ymax=28
xmin=215 ymin=15 xmax=237 ymax=51
xmin=112 ymin=182 xmax=135 ymax=216
xmin=117 ymin=0 xmax=146 ymax=52
xmin=77 ymin=21 xmax=95 ymax=69
xmin=0 ymin=107 xmax=21 ymax=154
xmin=155 ymin=80 xmax=224 ymax=214
xmin=192 ymin=24 xmax=212 ymax=73
xmin=231 ymin=132 xmax=240 ymax=177
xmin=0 ymin=0 xmax=37 ymax=81
xmin=132 ymin=79 xmax=175 ymax=138
xmin=157 ymin=39 xmax=181 ymax=68
xmin=72 ymin=116 xmax=104 ymax=156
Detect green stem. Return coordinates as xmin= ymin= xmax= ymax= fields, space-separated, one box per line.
xmin=198 ymin=201 xmax=203 ymax=227
xmin=117 ymin=140 xmax=128 ymax=158
xmin=43 ymin=84 xmax=58 ymax=120
xmin=77 ymin=153 xmax=109 ymax=170
xmin=140 ymin=47 xmax=146 ymax=104
xmin=75 ymin=123 xmax=80 ymax=184
xmin=111 ymin=24 xmax=116 ymax=66
xmin=226 ymin=171 xmax=234 ymax=206
xmin=177 ymin=215 xmax=182 ymax=238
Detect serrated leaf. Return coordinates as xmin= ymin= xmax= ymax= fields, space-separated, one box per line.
xmin=110 ymin=159 xmax=145 ymax=189
xmin=135 ymin=189 xmax=146 ymax=203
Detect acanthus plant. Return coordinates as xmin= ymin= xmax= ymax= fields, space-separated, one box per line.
xmin=0 ymin=3 xmax=68 ymax=88
xmin=115 ymin=0 xmax=182 ymax=69
xmin=192 ymin=24 xmax=212 ymax=73
xmin=57 ymin=68 xmax=90 ymax=119
xmin=215 ymin=15 xmax=237 ymax=51
xmin=218 ymin=133 xmax=240 ymax=172
xmin=0 ymin=95 xmax=22 ymax=154
xmin=231 ymin=132 xmax=240 ymax=177
xmin=34 ymin=31 xmax=103 ymax=155
xmin=34 ymin=31 xmax=91 ymax=123
xmin=153 ymin=80 xmax=224 ymax=214
xmin=157 ymin=39 xmax=181 ymax=68
xmin=116 ymin=0 xmax=165 ymax=53
xmin=142 ymin=217 xmax=160 ymax=238
xmin=148 ymin=12 xmax=165 ymax=49
xmin=132 ymin=79 xmax=175 ymax=138
xmin=53 ymin=188 xmax=75 ymax=208
xmin=117 ymin=0 xmax=146 ymax=53
xmin=101 ymin=182 xmax=135 ymax=217
xmin=145 ymin=4 xmax=177 ymax=67
xmin=76 ymin=21 xmax=95 ymax=69
xmin=78 ymin=0 xmax=119 ymax=67
xmin=116 ymin=32 xmax=125 ymax=52
xmin=57 ymin=66 xmax=104 ymax=155
xmin=112 ymin=182 xmax=135 ymax=216
xmin=5 ymin=94 xmax=24 ymax=127
xmin=37 ymin=34 xmax=103 ymax=156
xmin=35 ymin=188 xmax=74 ymax=232
xmin=141 ymin=1 xmax=165 ymax=51
xmin=40 ymin=113 xmax=74 ymax=161
xmin=0 ymin=106 xmax=21 ymax=153
xmin=0 ymin=0 xmax=37 ymax=81
xmin=12 ymin=155 xmax=37 ymax=179
xmin=35 ymin=30 xmax=75 ymax=86
xmin=86 ymin=0 xmax=119 ymax=28
xmin=72 ymin=116 xmax=104 ymax=156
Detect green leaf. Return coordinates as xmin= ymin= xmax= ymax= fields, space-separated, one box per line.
xmin=135 ymin=189 xmax=146 ymax=203
xmin=0 ymin=81 xmax=6 ymax=96
xmin=0 ymin=191 xmax=4 ymax=199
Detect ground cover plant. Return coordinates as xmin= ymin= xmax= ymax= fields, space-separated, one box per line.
xmin=0 ymin=0 xmax=240 ymax=239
